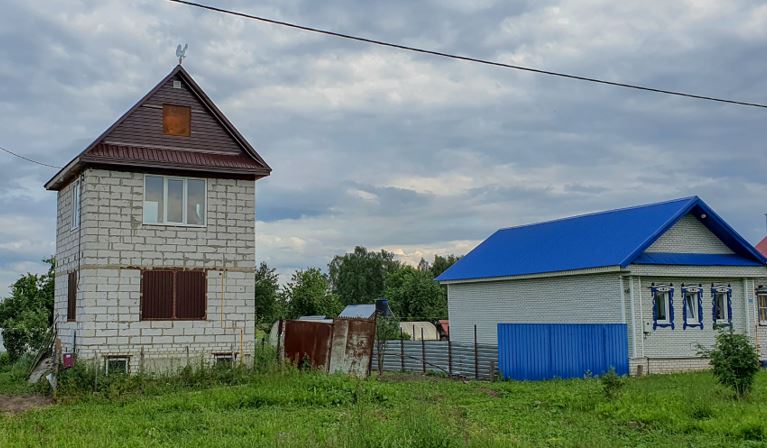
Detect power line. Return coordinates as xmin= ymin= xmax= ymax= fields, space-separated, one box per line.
xmin=0 ymin=145 xmax=62 ymax=169
xmin=168 ymin=0 xmax=767 ymax=110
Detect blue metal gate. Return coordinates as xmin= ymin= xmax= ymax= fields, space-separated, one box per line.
xmin=497 ymin=323 xmax=628 ymax=380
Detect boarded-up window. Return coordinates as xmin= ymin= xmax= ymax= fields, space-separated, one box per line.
xmin=141 ymin=270 xmax=206 ymax=320
xmin=67 ymin=271 xmax=77 ymax=322
xmin=176 ymin=271 xmax=206 ymax=319
xmin=163 ymin=104 xmax=191 ymax=136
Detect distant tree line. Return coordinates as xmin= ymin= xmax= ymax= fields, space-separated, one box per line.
xmin=255 ymin=247 xmax=460 ymax=325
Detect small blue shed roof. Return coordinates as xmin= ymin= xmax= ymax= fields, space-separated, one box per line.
xmin=437 ymin=196 xmax=766 ymax=283
xmin=338 ymin=304 xmax=376 ymax=319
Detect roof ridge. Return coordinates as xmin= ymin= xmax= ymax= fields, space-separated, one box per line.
xmin=495 ymin=196 xmax=698 ymax=233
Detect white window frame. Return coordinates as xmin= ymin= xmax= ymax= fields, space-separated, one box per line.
xmin=142 ymin=174 xmax=207 ymax=227
xmin=104 ymin=356 xmax=130 ymax=375
xmin=714 ymin=290 xmax=730 ymax=324
xmin=683 ymin=291 xmax=698 ymax=325
xmin=654 ymin=290 xmax=671 ymax=325
xmin=758 ymin=294 xmax=767 ymax=325
xmin=71 ymin=179 xmax=81 ymax=230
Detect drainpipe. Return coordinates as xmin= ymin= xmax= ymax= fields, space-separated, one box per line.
xmin=626 ymin=275 xmax=638 ymax=359
xmin=744 ymin=278 xmax=751 ymax=337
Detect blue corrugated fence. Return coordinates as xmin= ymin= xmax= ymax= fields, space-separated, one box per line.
xmin=498 ymin=323 xmax=628 ymax=380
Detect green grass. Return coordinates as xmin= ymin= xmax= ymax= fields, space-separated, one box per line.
xmin=3 ymin=369 xmax=767 ymax=447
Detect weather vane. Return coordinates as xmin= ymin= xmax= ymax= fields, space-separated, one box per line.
xmin=176 ymin=43 xmax=188 ymax=65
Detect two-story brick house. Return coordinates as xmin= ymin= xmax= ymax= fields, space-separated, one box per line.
xmin=45 ymin=65 xmax=270 ymax=372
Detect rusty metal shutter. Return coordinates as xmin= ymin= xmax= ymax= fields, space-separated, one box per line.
xmin=67 ymin=271 xmax=77 ymax=321
xmin=141 ymin=270 xmax=174 ymax=319
xmin=176 ymin=270 xmax=206 ymax=319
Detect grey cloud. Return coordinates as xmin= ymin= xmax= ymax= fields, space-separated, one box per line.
xmin=1 ymin=0 xmax=766 ymax=292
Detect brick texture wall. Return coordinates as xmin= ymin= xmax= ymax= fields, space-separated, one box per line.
xmin=54 ymin=169 xmax=257 ymax=371
xmin=447 ymin=273 xmax=623 ymax=345
xmin=645 ymin=214 xmax=733 ymax=254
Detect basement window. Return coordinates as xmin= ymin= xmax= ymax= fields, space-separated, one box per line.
xmin=214 ymin=353 xmax=235 ymax=367
xmin=712 ymin=285 xmax=732 ymax=327
xmin=681 ymin=285 xmax=703 ymax=329
xmin=143 ymin=175 xmax=206 ymax=226
xmin=163 ymin=104 xmax=191 ymax=136
xmin=651 ymin=285 xmax=674 ymax=329
xmin=105 ymin=356 xmax=129 ymax=375
xmin=141 ymin=270 xmax=206 ymax=320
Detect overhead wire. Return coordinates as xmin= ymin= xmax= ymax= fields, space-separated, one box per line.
xmin=168 ymin=0 xmax=767 ymax=110
xmin=0 ymin=144 xmax=62 ymax=169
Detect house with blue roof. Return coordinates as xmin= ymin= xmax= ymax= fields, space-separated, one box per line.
xmin=437 ymin=196 xmax=767 ymax=375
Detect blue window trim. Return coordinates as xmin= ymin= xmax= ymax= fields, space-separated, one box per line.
xmin=681 ymin=286 xmax=703 ymax=330
xmin=711 ymin=285 xmax=733 ymax=329
xmin=651 ymin=285 xmax=674 ymax=330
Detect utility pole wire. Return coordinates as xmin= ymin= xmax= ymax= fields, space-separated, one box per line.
xmin=0 ymin=145 xmax=62 ymax=169
xmin=168 ymin=0 xmax=767 ymax=110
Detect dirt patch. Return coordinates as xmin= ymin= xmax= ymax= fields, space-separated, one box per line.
xmin=0 ymin=395 xmax=53 ymax=414
xmin=478 ymin=388 xmax=499 ymax=397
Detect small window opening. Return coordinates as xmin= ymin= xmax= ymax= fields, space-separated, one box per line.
xmin=105 ymin=356 xmax=129 ymax=375
xmin=214 ymin=353 xmax=235 ymax=367
xmin=758 ymin=287 xmax=767 ymax=325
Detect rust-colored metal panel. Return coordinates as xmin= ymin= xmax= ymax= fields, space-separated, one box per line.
xmin=141 ymin=270 xmax=174 ymax=319
xmin=328 ymin=318 xmax=376 ymax=378
xmin=176 ymin=270 xmax=206 ymax=319
xmin=283 ymin=320 xmax=332 ymax=370
xmin=162 ymin=104 xmax=191 ymax=136
xmin=67 ymin=271 xmax=77 ymax=322
xmin=84 ymin=143 xmax=265 ymax=172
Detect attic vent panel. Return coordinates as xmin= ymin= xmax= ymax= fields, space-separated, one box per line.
xmin=163 ymin=104 xmax=191 ymax=136
xmin=172 ymin=80 xmax=182 ymax=89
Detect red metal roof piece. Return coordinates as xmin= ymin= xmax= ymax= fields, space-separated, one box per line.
xmin=83 ymin=143 xmax=267 ymax=173
xmin=757 ymin=236 xmax=767 ymax=258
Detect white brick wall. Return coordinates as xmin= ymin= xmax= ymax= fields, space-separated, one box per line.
xmin=447 ymin=273 xmax=623 ymax=344
xmin=646 ymin=214 xmax=733 ymax=254
xmin=54 ymin=169 xmax=257 ymax=371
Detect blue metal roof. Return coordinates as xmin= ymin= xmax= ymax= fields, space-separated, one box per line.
xmin=437 ymin=196 xmax=766 ymax=282
xmin=338 ymin=304 xmax=376 ymax=319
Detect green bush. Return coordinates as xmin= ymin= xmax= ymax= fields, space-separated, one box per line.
xmin=700 ymin=330 xmax=760 ymax=399
xmin=599 ymin=367 xmax=625 ymax=400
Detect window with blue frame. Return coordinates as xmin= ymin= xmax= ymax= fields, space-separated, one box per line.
xmin=711 ymin=284 xmax=732 ymax=328
xmin=651 ymin=284 xmax=674 ymax=329
xmin=681 ymin=284 xmax=703 ymax=329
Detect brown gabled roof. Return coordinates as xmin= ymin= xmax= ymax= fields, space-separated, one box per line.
xmin=45 ymin=65 xmax=270 ymax=190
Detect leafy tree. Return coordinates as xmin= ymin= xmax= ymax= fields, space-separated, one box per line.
xmin=699 ymin=330 xmax=760 ymax=399
xmin=254 ymin=262 xmax=281 ymax=325
xmin=418 ymin=254 xmax=461 ymax=279
xmin=281 ymin=268 xmax=341 ymax=319
xmin=384 ymin=266 xmax=446 ymax=321
xmin=328 ymin=246 xmax=400 ymax=306
xmin=0 ymin=258 xmax=55 ymax=361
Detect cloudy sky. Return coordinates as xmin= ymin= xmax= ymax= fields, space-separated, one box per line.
xmin=1 ymin=0 xmax=767 ymax=292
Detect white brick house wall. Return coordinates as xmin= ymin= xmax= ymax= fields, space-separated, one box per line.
xmin=53 ymin=168 xmax=256 ymax=372
xmin=447 ymin=273 xmax=623 ymax=345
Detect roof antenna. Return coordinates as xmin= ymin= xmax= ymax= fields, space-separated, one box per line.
xmin=176 ymin=43 xmax=188 ymax=65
